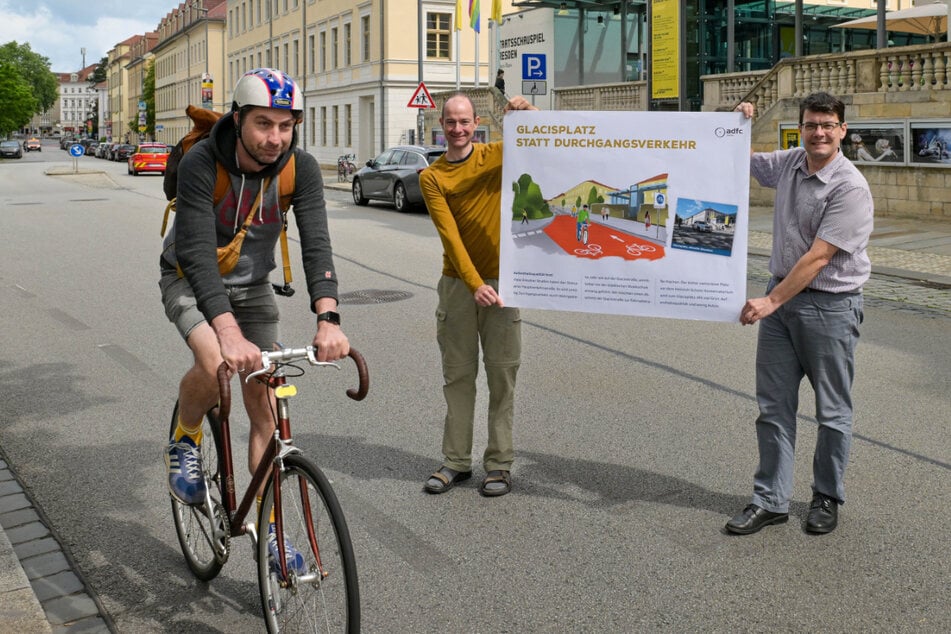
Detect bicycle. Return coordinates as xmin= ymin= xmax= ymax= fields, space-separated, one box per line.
xmin=337 ymin=154 xmax=357 ymax=182
xmin=169 ymin=345 xmax=369 ymax=632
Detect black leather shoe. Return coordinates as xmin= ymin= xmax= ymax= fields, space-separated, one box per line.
xmin=725 ymin=504 xmax=789 ymax=535
xmin=805 ymin=493 xmax=838 ymax=534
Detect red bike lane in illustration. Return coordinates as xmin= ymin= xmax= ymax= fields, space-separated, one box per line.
xmin=543 ymin=215 xmax=665 ymax=261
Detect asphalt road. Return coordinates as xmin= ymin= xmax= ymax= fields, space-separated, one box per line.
xmin=1 ymin=146 xmax=950 ymax=632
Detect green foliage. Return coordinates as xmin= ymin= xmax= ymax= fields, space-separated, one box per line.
xmin=87 ymin=57 xmax=108 ymax=86
xmin=0 ymin=63 xmax=38 ymax=136
xmin=510 ymin=173 xmax=551 ymax=220
xmin=144 ymin=59 xmax=156 ymax=137
xmin=586 ymin=185 xmax=604 ymax=206
xmin=0 ymin=41 xmax=58 ymax=113
xmin=575 ymin=195 xmax=582 ymax=209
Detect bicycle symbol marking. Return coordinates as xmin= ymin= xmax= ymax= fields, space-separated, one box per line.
xmin=625 ymin=243 xmax=657 ymax=256
xmin=574 ymin=243 xmax=603 ymax=257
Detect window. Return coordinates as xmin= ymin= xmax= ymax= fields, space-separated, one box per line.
xmin=361 ymin=15 xmax=370 ymax=62
xmin=320 ymin=106 xmax=327 ymax=146
xmin=332 ymin=105 xmax=339 ymax=146
xmin=284 ymin=43 xmax=290 ymax=73
xmin=331 ymin=28 xmax=338 ymax=69
xmin=426 ymin=12 xmax=451 ymax=59
xmin=308 ymin=34 xmax=315 ymax=73
xmin=343 ymin=23 xmax=351 ymax=67
xmin=293 ymin=40 xmax=299 ymax=76
xmin=309 ymin=106 xmax=316 ymax=145
xmin=319 ymin=31 xmax=327 ymax=72
xmin=345 ymin=104 xmax=352 ymax=146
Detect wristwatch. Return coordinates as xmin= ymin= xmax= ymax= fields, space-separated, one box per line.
xmin=316 ymin=311 xmax=341 ymax=326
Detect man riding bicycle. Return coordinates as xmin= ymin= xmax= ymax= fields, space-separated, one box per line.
xmin=159 ymin=68 xmax=349 ymax=575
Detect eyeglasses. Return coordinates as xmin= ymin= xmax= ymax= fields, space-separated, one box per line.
xmin=801 ymin=122 xmax=842 ymax=133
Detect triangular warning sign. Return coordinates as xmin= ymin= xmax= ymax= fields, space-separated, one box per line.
xmin=408 ymin=82 xmax=436 ymax=109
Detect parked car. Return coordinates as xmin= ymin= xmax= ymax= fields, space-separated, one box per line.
xmin=694 ymin=221 xmax=713 ymax=232
xmin=84 ymin=141 xmax=99 ymax=156
xmin=113 ymin=143 xmax=136 ymax=162
xmin=351 ymin=145 xmax=447 ymax=212
xmin=96 ymin=142 xmax=114 ymax=159
xmin=128 ymin=143 xmax=170 ymax=175
xmin=0 ymin=140 xmax=23 ymax=159
xmin=24 ymin=138 xmax=42 ymax=152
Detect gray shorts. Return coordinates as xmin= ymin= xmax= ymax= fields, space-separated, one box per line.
xmin=159 ymin=273 xmax=280 ymax=349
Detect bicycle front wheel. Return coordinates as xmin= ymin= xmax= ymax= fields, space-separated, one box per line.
xmin=168 ymin=402 xmax=229 ymax=581
xmin=258 ymin=454 xmax=359 ymax=633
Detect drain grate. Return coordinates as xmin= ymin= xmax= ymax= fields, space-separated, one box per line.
xmin=338 ymin=289 xmax=413 ymax=305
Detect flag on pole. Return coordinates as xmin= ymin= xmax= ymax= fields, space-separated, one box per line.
xmin=469 ymin=0 xmax=481 ymax=33
xmin=491 ymin=0 xmax=502 ymax=23
xmin=455 ymin=0 xmax=463 ymax=31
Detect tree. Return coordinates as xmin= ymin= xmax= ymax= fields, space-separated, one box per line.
xmin=0 ymin=63 xmax=38 ymax=136
xmin=510 ymin=173 xmax=551 ymax=220
xmin=0 ymin=41 xmax=58 ymax=114
xmin=87 ymin=56 xmax=108 ymax=86
xmin=144 ymin=59 xmax=156 ymax=138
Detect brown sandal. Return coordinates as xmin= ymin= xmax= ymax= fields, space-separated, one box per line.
xmin=479 ymin=470 xmax=511 ymax=497
xmin=424 ymin=466 xmax=472 ymax=494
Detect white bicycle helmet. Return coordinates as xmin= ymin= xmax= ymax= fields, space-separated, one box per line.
xmin=232 ymin=68 xmax=302 ymax=112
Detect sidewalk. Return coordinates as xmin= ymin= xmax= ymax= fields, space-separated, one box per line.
xmin=2 ymin=179 xmax=948 ymax=632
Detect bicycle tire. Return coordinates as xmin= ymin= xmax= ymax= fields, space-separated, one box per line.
xmin=257 ymin=454 xmax=359 ymax=633
xmin=168 ymin=402 xmax=229 ymax=581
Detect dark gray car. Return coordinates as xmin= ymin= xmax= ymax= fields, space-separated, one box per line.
xmin=351 ymin=145 xmax=446 ymax=212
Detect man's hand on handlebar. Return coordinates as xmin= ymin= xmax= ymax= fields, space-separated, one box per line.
xmin=313 ymin=322 xmax=349 ymax=363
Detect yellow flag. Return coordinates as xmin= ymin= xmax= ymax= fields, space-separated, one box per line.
xmin=491 ymin=0 xmax=502 ymax=23
xmin=455 ymin=0 xmax=463 ymax=31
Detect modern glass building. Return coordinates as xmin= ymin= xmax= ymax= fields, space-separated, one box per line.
xmin=514 ymin=0 xmax=931 ymax=110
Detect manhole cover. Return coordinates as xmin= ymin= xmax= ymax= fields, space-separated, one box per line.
xmin=338 ymin=289 xmax=413 ymax=305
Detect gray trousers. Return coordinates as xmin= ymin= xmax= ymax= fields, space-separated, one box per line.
xmin=436 ymin=276 xmax=521 ymax=473
xmin=751 ymin=282 xmax=864 ymax=513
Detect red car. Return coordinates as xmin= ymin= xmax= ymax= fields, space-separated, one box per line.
xmin=128 ymin=143 xmax=170 ymax=175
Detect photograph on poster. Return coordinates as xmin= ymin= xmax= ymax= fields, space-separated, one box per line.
xmin=843 ymin=123 xmax=904 ymax=164
xmin=671 ymin=198 xmax=739 ymax=257
xmin=910 ymin=124 xmax=951 ymax=165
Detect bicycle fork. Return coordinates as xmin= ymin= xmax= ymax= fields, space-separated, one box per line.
xmin=268 ymin=382 xmax=329 ymax=587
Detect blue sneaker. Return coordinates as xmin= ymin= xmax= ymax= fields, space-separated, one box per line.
xmin=165 ymin=436 xmax=206 ymax=505
xmin=267 ymin=523 xmax=307 ymax=578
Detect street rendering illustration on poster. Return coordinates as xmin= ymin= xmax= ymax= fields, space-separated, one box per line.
xmin=499 ymin=110 xmax=751 ymax=323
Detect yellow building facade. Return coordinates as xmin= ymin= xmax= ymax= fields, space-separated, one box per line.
xmin=152 ymin=0 xmax=229 ymax=145
xmin=224 ymin=0 xmax=515 ymax=164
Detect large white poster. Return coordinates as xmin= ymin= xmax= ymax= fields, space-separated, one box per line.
xmin=499 ymin=110 xmax=751 ymax=323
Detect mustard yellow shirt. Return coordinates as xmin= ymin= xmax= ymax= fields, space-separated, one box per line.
xmin=420 ymin=142 xmax=503 ymax=292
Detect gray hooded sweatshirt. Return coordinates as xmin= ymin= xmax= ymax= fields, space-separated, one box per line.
xmin=161 ymin=112 xmax=337 ymax=322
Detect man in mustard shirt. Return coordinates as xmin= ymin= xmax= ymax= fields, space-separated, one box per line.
xmin=419 ymin=93 xmax=537 ymax=497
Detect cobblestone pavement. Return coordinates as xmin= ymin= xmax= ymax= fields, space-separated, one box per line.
xmin=747 ymin=248 xmax=951 ymax=315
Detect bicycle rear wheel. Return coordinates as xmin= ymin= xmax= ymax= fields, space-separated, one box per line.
xmin=168 ymin=402 xmax=229 ymax=581
xmin=257 ymin=454 xmax=359 ymax=633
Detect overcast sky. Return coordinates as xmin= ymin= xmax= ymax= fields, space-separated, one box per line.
xmin=0 ymin=0 xmax=175 ymax=72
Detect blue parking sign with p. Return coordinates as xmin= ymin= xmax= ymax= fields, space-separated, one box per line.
xmin=522 ymin=54 xmax=546 ymax=80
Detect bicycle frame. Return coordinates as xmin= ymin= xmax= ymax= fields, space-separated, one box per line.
xmin=214 ymin=347 xmax=369 ymax=581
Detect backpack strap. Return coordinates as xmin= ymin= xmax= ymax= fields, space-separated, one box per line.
xmin=278 ymin=153 xmax=296 ymax=212
xmin=276 ymin=154 xmax=297 ymax=290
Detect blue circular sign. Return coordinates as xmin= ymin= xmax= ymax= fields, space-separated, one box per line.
xmin=69 ymin=144 xmax=85 ymax=157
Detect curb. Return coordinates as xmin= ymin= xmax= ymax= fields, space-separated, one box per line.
xmin=0 ymin=453 xmax=113 ymax=633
